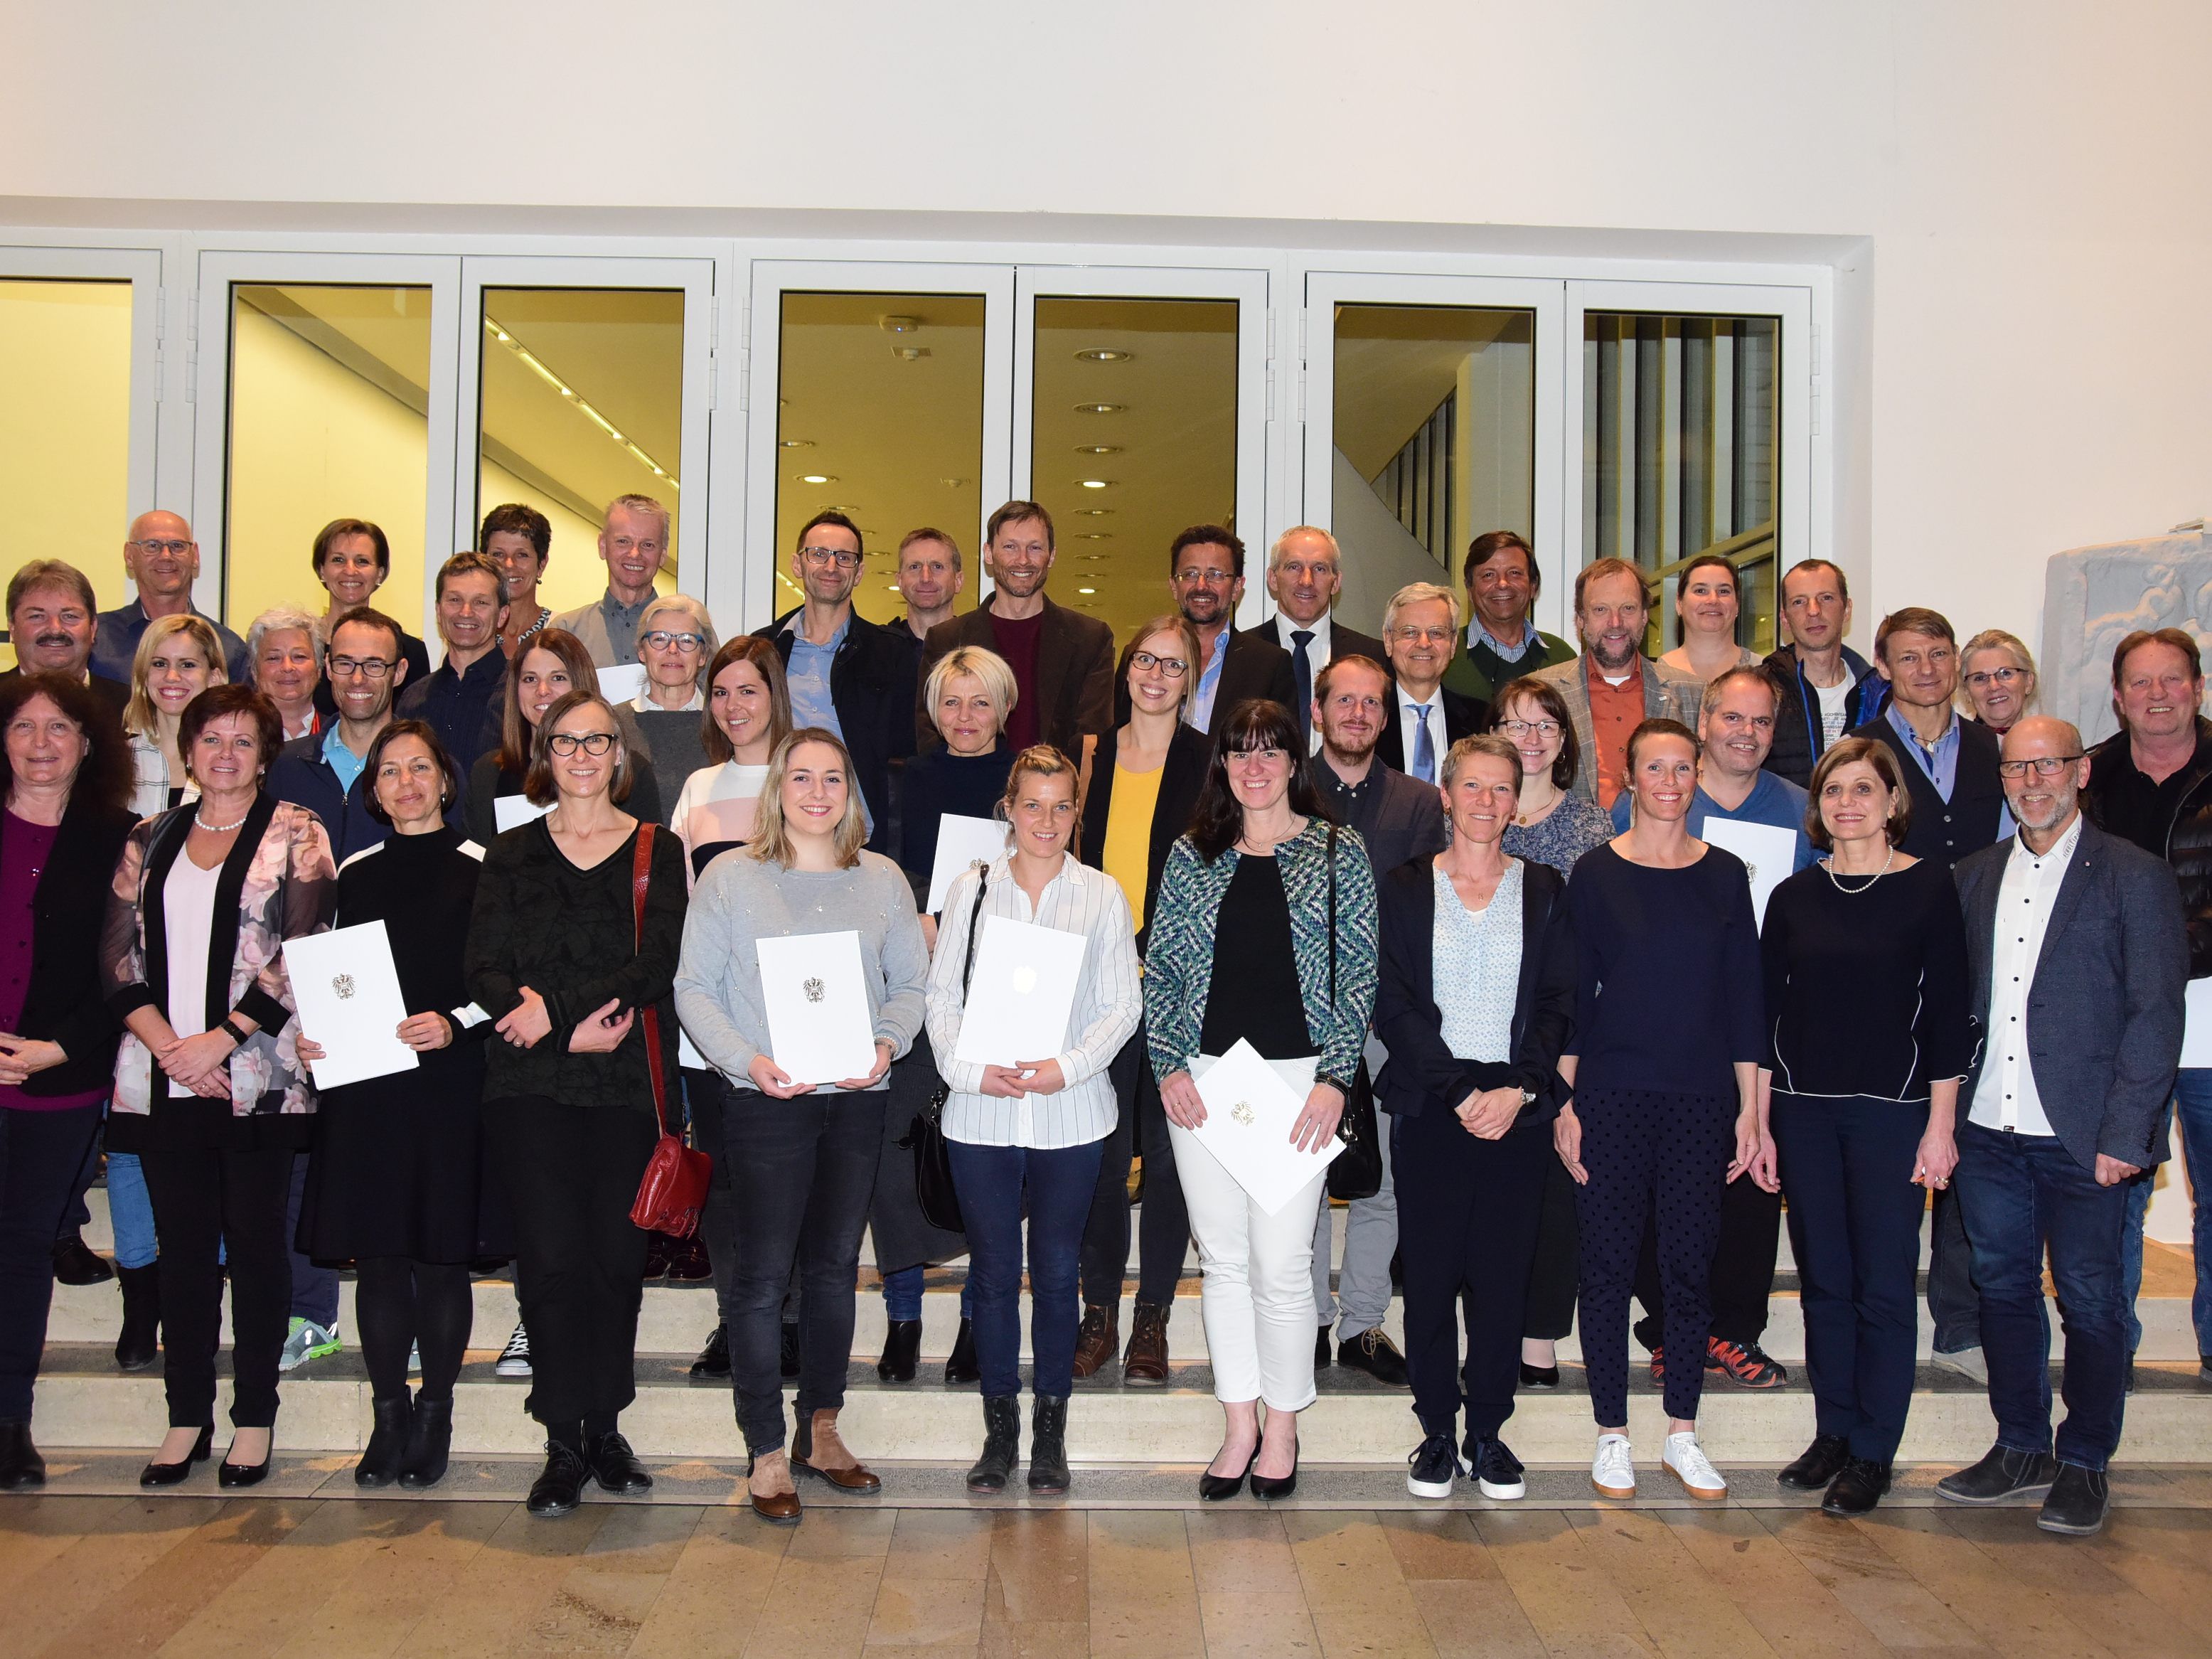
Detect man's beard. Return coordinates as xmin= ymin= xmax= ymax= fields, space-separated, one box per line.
xmin=1323 ymin=732 xmax=1377 ymax=768
xmin=1588 ymin=634 xmax=1638 ymax=672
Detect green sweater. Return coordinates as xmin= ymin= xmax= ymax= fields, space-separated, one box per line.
xmin=1141 ymin=818 xmax=1377 ymax=1093
xmin=1444 ymin=628 xmax=1577 ymax=705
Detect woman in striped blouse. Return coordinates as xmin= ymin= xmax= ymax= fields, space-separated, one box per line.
xmin=926 ymin=746 xmax=1143 ymax=1495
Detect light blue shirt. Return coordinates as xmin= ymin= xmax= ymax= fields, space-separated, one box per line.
xmin=1187 ymin=629 xmax=1231 ymax=731
xmin=1470 ymin=617 xmax=1542 ymax=661
xmin=784 ymin=613 xmax=849 ymax=742
xmin=1884 ymin=703 xmax=2015 ymax=839
xmin=1610 ymin=769 xmax=1818 ymax=873
xmin=322 ymin=722 xmax=368 ymax=798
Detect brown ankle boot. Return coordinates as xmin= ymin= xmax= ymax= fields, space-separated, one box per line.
xmin=791 ymin=1407 xmax=881 ymax=1493
xmin=1123 ymin=1301 xmax=1171 ymax=1385
xmin=1071 ymin=1303 xmax=1119 ymax=1378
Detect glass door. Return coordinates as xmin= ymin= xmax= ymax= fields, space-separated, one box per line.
xmin=454 ymin=256 xmax=715 ymax=634
xmin=191 ymin=252 xmax=461 ymax=640
xmin=1300 ymin=273 xmax=1565 ymax=639
xmin=1013 ymin=265 xmax=1269 ymax=642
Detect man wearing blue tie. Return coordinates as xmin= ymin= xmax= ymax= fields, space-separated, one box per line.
xmin=1375 ymin=582 xmax=1487 ymax=779
xmin=1242 ymin=527 xmax=1386 ymax=750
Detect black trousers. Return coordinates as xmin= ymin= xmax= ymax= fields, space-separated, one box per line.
xmin=1522 ymin=1153 xmax=1580 ymax=1342
xmin=1078 ymin=1027 xmax=1191 ymax=1311
xmin=1394 ymin=1106 xmax=1549 ymax=1441
xmin=0 ymin=1104 xmax=102 ymax=1423
xmin=484 ymin=1096 xmax=657 ymax=1429
xmin=1632 ymin=1170 xmax=1783 ymax=1350
xmin=138 ymin=1145 xmax=294 ymax=1430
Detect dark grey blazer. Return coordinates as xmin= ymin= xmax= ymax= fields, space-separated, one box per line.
xmin=1956 ymin=816 xmax=2187 ymax=1172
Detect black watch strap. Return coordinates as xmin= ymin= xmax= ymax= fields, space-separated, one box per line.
xmin=220 ymin=1015 xmax=252 ymax=1045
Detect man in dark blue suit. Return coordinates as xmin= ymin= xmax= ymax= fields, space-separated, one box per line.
xmin=1939 ymin=716 xmax=2186 ymax=1537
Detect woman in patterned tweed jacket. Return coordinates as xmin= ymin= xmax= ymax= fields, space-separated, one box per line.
xmin=1142 ymin=697 xmax=1376 ymax=1504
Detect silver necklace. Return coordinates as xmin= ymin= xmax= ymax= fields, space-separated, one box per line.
xmin=1822 ymin=846 xmax=1894 ymax=892
xmin=194 ymin=810 xmax=250 ymax=834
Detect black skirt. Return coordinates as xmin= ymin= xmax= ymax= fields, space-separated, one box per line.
xmin=296 ymin=1046 xmax=504 ymax=1263
xmin=105 ymin=1092 xmax=314 ymax=1154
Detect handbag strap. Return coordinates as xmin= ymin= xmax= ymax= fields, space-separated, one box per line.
xmin=631 ymin=823 xmax=670 ymax=1137
xmin=957 ymin=865 xmax=990 ymax=997
xmin=1325 ymin=822 xmax=1339 ymax=1006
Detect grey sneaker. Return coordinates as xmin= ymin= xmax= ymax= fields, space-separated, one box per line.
xmin=279 ymin=1317 xmax=340 ymax=1372
xmin=1932 ymin=1346 xmax=1989 ymax=1385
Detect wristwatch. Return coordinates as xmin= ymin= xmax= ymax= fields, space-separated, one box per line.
xmin=219 ymin=1015 xmax=252 ymax=1046
xmin=1519 ymin=1087 xmax=1538 ymax=1109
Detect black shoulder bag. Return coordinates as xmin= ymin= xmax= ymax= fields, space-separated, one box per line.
xmin=899 ymin=868 xmax=987 ymax=1232
xmin=1323 ymin=824 xmax=1383 ymax=1201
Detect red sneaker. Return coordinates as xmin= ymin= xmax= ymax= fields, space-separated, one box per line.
xmin=1706 ymin=1337 xmax=1788 ymax=1389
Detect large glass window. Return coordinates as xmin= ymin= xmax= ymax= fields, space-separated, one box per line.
xmin=223 ymin=283 xmax=434 ymax=631
xmin=475 ymin=287 xmax=685 ymax=616
xmin=773 ymin=292 xmax=986 ymax=626
xmin=1583 ymin=310 xmax=1780 ymax=652
xmin=1027 ymin=297 xmax=1238 ymax=639
xmin=0 ymin=279 xmax=132 ymax=657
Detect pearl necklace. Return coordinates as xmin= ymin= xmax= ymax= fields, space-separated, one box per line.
xmin=194 ymin=809 xmax=250 ymax=834
xmin=1822 ymin=846 xmax=1895 ymax=893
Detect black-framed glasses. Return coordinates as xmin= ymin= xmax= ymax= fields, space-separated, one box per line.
xmin=1996 ymin=754 xmax=2083 ymax=778
xmin=1130 ymin=651 xmax=1189 ymax=678
xmin=547 ymin=731 xmax=617 ymax=757
xmin=640 ymin=629 xmax=705 ymax=654
xmin=798 ymin=545 xmax=862 ymax=570
xmin=328 ymin=655 xmax=397 ymax=679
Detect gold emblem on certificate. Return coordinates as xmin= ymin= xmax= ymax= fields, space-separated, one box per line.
xmin=1231 ymin=1101 xmax=1255 ymax=1127
xmin=803 ymin=976 xmax=826 ymax=1004
xmin=331 ymin=973 xmax=356 ymax=1001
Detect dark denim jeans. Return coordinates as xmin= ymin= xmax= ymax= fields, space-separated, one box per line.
xmin=0 ymin=1104 xmax=103 ymax=1422
xmin=949 ymin=1137 xmax=1104 ymax=1399
xmin=1952 ymin=1120 xmax=2130 ymax=1471
xmin=2120 ymin=1067 xmax=2212 ymax=1360
xmin=720 ymin=1083 xmax=884 ymax=1454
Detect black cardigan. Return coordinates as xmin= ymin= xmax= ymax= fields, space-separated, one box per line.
xmin=3 ymin=795 xmax=137 ymax=1097
xmin=1372 ymin=855 xmax=1576 ymax=1126
xmin=1079 ymin=721 xmax=1210 ymax=951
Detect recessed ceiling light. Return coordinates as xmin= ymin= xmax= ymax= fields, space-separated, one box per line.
xmin=1072 ymin=508 xmax=1113 ymax=517
xmin=940 ymin=477 xmax=968 ymax=488
xmin=1073 ymin=444 xmax=1122 ymax=455
xmin=800 ymin=474 xmax=835 ymax=484
xmin=1077 ymin=587 xmax=1097 ymax=595
xmin=1073 ymin=402 xmax=1125 ymax=415
xmin=1074 ymin=532 xmax=1113 ymax=540
xmin=780 ymin=438 xmax=814 ymax=448
xmin=1079 ymin=480 xmax=1112 ymax=490
xmin=1074 ymin=552 xmax=1108 ymax=561
xmin=1074 ymin=348 xmax=1135 ymax=363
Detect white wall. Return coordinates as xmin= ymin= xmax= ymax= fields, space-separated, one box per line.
xmin=3 ymin=1 xmax=2208 ymax=651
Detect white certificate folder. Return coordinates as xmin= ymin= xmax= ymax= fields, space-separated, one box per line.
xmin=926 ymin=814 xmax=1010 ymax=912
xmin=1189 ymin=1040 xmax=1343 ymax=1216
xmin=950 ymin=915 xmax=1086 ymax=1069
xmin=1698 ymin=816 xmax=1796 ymax=932
xmin=283 ymin=921 xmax=420 ymax=1090
xmin=757 ymin=930 xmax=878 ymax=1087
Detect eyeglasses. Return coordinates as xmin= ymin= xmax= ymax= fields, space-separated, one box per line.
xmin=328 ymin=655 xmax=397 ymax=679
xmin=1175 ymin=568 xmax=1235 ymax=586
xmin=1964 ymin=667 xmax=2025 ymax=688
xmin=547 ymin=731 xmax=617 ymax=757
xmin=1497 ymin=719 xmax=1560 ymax=738
xmin=640 ymin=630 xmax=706 ymax=654
xmin=1996 ymin=754 xmax=2083 ymax=778
xmin=1130 ymin=651 xmax=1190 ymax=678
xmin=1389 ymin=626 xmax=1455 ymax=646
xmin=798 ymin=546 xmax=862 ymax=570
xmin=130 ymin=539 xmax=193 ymax=558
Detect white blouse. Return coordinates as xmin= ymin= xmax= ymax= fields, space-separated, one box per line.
xmin=1432 ymin=858 xmax=1523 ymax=1063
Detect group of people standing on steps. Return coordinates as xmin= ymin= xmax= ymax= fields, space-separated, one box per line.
xmin=0 ymin=495 xmax=2200 ymax=1545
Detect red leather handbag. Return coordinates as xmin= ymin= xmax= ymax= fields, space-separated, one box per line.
xmin=625 ymin=823 xmax=711 ymax=1237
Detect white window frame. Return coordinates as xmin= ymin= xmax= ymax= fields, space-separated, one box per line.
xmin=454 ymin=254 xmax=717 ymax=637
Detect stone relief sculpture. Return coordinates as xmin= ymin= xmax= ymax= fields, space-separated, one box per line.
xmin=2041 ymin=523 xmax=2211 ymax=748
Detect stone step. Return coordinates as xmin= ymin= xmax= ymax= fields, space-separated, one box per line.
xmin=26 ymin=1342 xmax=2212 ymax=1466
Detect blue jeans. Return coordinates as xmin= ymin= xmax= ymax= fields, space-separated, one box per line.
xmin=2120 ymin=1069 xmax=2212 ymax=1360
xmin=946 ymin=1137 xmax=1104 ymax=1399
xmin=1952 ymin=1121 xmax=2130 ymax=1471
xmin=880 ymin=1266 xmax=972 ymax=1323
xmin=105 ymin=1147 xmax=159 ymax=1271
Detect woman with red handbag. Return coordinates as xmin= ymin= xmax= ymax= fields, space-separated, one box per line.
xmin=465 ymin=690 xmax=686 ymax=1518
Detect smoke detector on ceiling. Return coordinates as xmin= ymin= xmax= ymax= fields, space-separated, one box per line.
xmin=880 ymin=315 xmax=922 ymax=334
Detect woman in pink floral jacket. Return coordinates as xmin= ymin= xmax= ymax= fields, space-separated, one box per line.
xmin=100 ymin=683 xmax=335 ymax=1488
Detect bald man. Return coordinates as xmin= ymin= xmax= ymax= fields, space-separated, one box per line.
xmin=92 ymin=511 xmax=252 ymax=685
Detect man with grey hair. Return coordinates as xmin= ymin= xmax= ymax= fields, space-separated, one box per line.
xmin=551 ymin=494 xmax=670 ymax=668
xmin=1243 ymin=526 xmax=1386 ymax=749
xmin=92 ymin=510 xmax=251 ymax=685
xmin=1531 ymin=558 xmax=1700 ymax=806
xmin=1375 ymin=582 xmax=1487 ymax=780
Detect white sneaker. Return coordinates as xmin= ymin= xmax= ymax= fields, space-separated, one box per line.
xmin=495 ymin=1321 xmax=532 ymax=1379
xmin=1933 ymin=1347 xmax=1989 ymax=1385
xmin=1662 ymin=1431 xmax=1727 ymax=1500
xmin=1591 ymin=1434 xmax=1635 ymax=1499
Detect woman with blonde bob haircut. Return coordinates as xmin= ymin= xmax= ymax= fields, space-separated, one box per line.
xmin=1955 ymin=629 xmax=2039 ymax=737
xmin=675 ymin=727 xmax=929 ymax=1525
xmin=124 ymin=614 xmax=228 ymax=814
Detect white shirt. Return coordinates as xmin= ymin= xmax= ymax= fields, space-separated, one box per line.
xmin=1969 ymin=812 xmax=2083 ymax=1136
xmin=1433 ymin=860 xmax=1523 ymax=1062
xmin=631 ymin=689 xmax=705 ymax=715
xmin=1394 ymin=684 xmax=1446 ymax=782
xmin=1812 ymin=676 xmax=1852 ymax=746
xmin=162 ymin=853 xmax=224 ymax=1098
xmin=925 ymin=853 xmax=1143 ymax=1149
xmin=1271 ymin=611 xmax=1335 ymax=666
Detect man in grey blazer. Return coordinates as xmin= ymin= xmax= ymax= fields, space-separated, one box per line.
xmin=1938 ymin=716 xmax=2186 ymax=1536
xmin=1529 ymin=558 xmax=1700 ymax=807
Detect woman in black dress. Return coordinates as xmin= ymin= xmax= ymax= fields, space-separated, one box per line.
xmin=465 ymin=629 xmax=661 ymax=842
xmin=296 ymin=720 xmax=491 ymax=1490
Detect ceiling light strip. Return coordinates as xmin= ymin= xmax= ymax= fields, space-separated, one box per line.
xmin=484 ymin=316 xmax=678 ymax=489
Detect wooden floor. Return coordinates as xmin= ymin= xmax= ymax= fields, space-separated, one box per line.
xmin=5 ymin=1496 xmax=2212 ymax=1657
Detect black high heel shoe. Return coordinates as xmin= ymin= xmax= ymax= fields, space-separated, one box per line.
xmin=218 ymin=1432 xmax=274 ymax=1488
xmin=1199 ymin=1444 xmax=1259 ymax=1502
xmin=1250 ymin=1436 xmax=1299 ymax=1501
xmin=139 ymin=1425 xmax=213 ymax=1488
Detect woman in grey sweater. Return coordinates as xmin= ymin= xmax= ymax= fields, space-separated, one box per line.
xmin=674 ymin=727 xmax=929 ymax=1526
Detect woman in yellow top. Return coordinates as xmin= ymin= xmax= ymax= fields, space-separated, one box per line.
xmin=1072 ymin=617 xmax=1212 ymax=1382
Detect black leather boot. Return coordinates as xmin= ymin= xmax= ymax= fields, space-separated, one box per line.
xmin=877 ymin=1319 xmax=922 ymax=1383
xmin=944 ymin=1317 xmax=980 ymax=1385
xmin=1027 ymin=1396 xmax=1071 ymax=1494
xmin=114 ymin=1262 xmax=159 ymax=1372
xmin=0 ymin=1421 xmax=46 ymax=1490
xmin=398 ymin=1396 xmax=454 ymax=1490
xmin=356 ymin=1393 xmax=412 ymax=1487
xmin=967 ymin=1396 xmax=1021 ymax=1493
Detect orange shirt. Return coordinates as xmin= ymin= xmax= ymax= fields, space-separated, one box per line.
xmin=1588 ymin=657 xmax=1646 ymax=809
